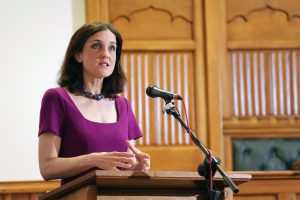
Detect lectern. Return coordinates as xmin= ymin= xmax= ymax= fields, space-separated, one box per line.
xmin=39 ymin=171 xmax=251 ymax=200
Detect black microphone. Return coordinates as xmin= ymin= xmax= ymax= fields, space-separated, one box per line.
xmin=146 ymin=86 xmax=183 ymax=100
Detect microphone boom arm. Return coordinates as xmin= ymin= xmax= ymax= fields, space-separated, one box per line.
xmin=164 ymin=101 xmax=239 ymax=194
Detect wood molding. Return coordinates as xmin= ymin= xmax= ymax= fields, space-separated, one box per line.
xmin=0 ymin=180 xmax=59 ymax=194
xmin=228 ymin=40 xmax=300 ymax=49
xmin=224 ymin=116 xmax=300 ymax=130
xmin=123 ymin=40 xmax=195 ymax=51
xmin=233 ymin=171 xmax=300 ymax=200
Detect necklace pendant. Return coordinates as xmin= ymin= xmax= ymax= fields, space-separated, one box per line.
xmin=80 ymin=88 xmax=105 ymax=101
xmin=94 ymin=94 xmax=105 ymax=100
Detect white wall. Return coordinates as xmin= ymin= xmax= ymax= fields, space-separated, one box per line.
xmin=0 ymin=0 xmax=85 ymax=181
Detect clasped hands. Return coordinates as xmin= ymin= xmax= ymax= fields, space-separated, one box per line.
xmin=92 ymin=140 xmax=150 ymax=171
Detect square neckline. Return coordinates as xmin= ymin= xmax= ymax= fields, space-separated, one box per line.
xmin=60 ymin=88 xmax=120 ymax=125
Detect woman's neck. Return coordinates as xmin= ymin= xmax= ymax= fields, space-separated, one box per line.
xmin=83 ymin=78 xmax=104 ymax=94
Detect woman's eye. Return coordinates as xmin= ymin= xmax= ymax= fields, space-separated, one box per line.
xmin=91 ymin=43 xmax=100 ymax=49
xmin=109 ymin=45 xmax=116 ymax=52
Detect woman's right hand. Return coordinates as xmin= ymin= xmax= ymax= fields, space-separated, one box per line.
xmin=90 ymin=152 xmax=136 ymax=170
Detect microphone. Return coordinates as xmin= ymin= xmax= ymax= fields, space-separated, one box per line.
xmin=146 ymin=86 xmax=183 ymax=100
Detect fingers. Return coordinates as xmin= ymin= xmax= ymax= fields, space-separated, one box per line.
xmin=110 ymin=151 xmax=135 ymax=157
xmin=112 ymin=161 xmax=133 ymax=169
xmin=125 ymin=140 xmax=140 ymax=155
xmin=125 ymin=141 xmax=151 ymax=171
xmin=93 ymin=152 xmax=136 ymax=170
xmin=112 ymin=155 xmax=135 ymax=165
xmin=135 ymin=152 xmax=151 ymax=171
xmin=138 ymin=152 xmax=150 ymax=159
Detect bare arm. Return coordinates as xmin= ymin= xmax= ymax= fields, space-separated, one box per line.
xmin=38 ymin=132 xmax=135 ymax=180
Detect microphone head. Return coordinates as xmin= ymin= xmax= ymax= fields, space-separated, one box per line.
xmin=146 ymin=85 xmax=183 ymax=100
xmin=146 ymin=85 xmax=164 ymax=99
xmin=145 ymin=85 xmax=155 ymax=97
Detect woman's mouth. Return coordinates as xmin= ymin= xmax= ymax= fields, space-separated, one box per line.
xmin=98 ymin=62 xmax=109 ymax=67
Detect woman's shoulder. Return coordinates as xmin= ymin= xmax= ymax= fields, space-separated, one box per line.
xmin=116 ymin=95 xmax=129 ymax=105
xmin=42 ymin=87 xmax=69 ymax=102
xmin=116 ymin=95 xmax=134 ymax=113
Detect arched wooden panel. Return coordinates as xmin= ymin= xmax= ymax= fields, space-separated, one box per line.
xmin=109 ymin=0 xmax=193 ymax=22
xmin=227 ymin=4 xmax=300 ymax=49
xmin=110 ymin=0 xmax=193 ymax=40
xmin=121 ymin=52 xmax=195 ymax=146
xmin=227 ymin=0 xmax=300 ymax=22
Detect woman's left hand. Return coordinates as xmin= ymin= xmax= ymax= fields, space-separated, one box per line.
xmin=126 ymin=140 xmax=150 ymax=171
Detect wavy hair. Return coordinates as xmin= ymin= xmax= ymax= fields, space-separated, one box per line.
xmin=58 ymin=22 xmax=126 ymax=97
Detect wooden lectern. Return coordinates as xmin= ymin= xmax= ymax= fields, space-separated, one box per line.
xmin=39 ymin=171 xmax=251 ymax=200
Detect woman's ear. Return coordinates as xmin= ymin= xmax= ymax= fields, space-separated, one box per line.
xmin=75 ymin=52 xmax=83 ymax=63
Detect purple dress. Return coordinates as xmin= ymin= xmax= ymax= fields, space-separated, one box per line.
xmin=38 ymin=88 xmax=142 ymax=184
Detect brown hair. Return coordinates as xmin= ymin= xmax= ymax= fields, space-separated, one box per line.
xmin=58 ymin=22 xmax=126 ymax=97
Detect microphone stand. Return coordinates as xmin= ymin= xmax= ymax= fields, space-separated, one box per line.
xmin=163 ymin=100 xmax=239 ymax=199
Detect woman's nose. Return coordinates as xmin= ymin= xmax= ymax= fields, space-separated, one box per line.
xmin=101 ymin=47 xmax=110 ymax=58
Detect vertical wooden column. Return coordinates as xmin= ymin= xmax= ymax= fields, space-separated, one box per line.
xmin=203 ymin=0 xmax=227 ymax=161
xmin=86 ymin=0 xmax=109 ymax=22
xmin=193 ymin=0 xmax=208 ymax=145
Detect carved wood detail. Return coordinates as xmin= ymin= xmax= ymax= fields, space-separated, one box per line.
xmin=111 ymin=5 xmax=192 ymax=24
xmin=227 ymin=0 xmax=300 ymax=22
xmin=111 ymin=5 xmax=192 ymax=40
xmin=228 ymin=5 xmax=300 ymax=42
xmin=109 ymin=0 xmax=193 ymax=22
xmin=105 ymin=0 xmax=193 ymax=39
xmin=228 ymin=5 xmax=300 ymax=23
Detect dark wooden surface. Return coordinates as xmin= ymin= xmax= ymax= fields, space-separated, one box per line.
xmin=38 ymin=171 xmax=251 ymax=200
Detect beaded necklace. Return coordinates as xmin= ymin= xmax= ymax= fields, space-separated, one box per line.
xmin=80 ymin=88 xmax=105 ymax=100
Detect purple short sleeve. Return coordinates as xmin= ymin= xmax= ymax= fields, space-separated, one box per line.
xmin=38 ymin=89 xmax=65 ymax=137
xmin=123 ymin=97 xmax=143 ymax=140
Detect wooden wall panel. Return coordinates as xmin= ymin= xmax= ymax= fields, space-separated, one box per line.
xmin=233 ymin=171 xmax=300 ymax=200
xmin=227 ymin=1 xmax=300 ymax=49
xmin=121 ymin=52 xmax=195 ymax=146
xmin=224 ymin=1 xmax=300 ymax=123
xmin=110 ymin=2 xmax=192 ymax=39
xmin=224 ymin=49 xmax=300 ymax=119
xmin=223 ymin=0 xmax=300 ymax=175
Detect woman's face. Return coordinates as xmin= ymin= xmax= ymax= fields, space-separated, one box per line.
xmin=76 ymin=29 xmax=117 ymax=80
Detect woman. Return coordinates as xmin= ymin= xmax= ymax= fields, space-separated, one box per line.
xmin=38 ymin=22 xmax=150 ymax=185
